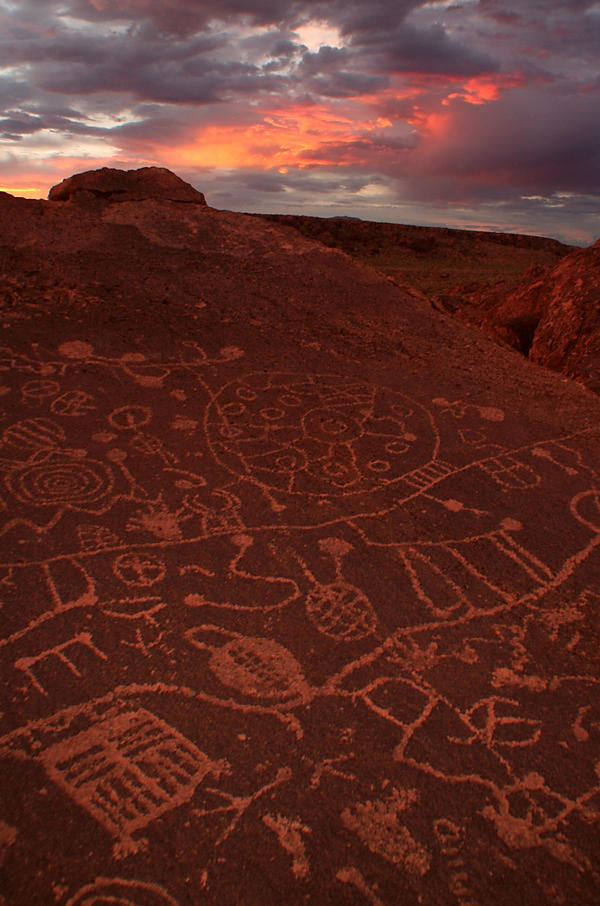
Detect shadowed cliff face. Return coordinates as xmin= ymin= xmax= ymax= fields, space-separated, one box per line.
xmin=454 ymin=242 xmax=600 ymax=394
xmin=1 ymin=168 xmax=600 ymax=906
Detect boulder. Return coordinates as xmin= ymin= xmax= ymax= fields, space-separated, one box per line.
xmin=48 ymin=166 xmax=206 ymax=204
xmin=528 ymin=240 xmax=600 ymax=391
xmin=452 ymin=239 xmax=600 ymax=391
xmin=2 ymin=168 xmax=600 ymax=906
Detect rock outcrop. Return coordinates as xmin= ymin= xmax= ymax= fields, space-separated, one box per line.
xmin=1 ymin=168 xmax=600 ymax=906
xmin=48 ymin=165 xmax=207 ymax=204
xmin=457 ymin=240 xmax=600 ymax=392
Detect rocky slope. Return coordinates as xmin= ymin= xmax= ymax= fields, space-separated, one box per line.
xmin=1 ymin=168 xmax=599 ymax=906
xmin=260 ymin=213 xmax=572 ymax=299
xmin=261 ymin=212 xmax=599 ymax=394
xmin=455 ymin=240 xmax=600 ymax=393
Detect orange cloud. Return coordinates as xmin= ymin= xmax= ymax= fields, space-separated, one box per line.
xmin=169 ymin=103 xmax=383 ymax=170
xmin=442 ymin=73 xmax=527 ymax=106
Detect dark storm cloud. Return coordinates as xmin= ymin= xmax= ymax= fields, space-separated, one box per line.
xmin=474 ymin=0 xmax=600 ymax=59
xmin=0 ymin=0 xmax=501 ymax=114
xmin=0 ymin=109 xmax=108 ymax=139
xmin=1 ymin=0 xmax=599 ymax=242
xmin=413 ymin=88 xmax=600 ymax=198
xmin=374 ymin=22 xmax=498 ymax=76
xmin=307 ymin=72 xmax=389 ymax=98
xmin=12 ymin=0 xmax=305 ymax=33
xmin=210 ymin=165 xmax=379 ymax=195
xmin=304 ymin=131 xmax=418 ymax=164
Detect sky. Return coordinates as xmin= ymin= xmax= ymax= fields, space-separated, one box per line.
xmin=0 ymin=0 xmax=599 ymax=244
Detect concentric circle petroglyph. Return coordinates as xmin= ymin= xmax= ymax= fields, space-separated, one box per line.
xmin=205 ymin=373 xmax=437 ymax=496
xmin=5 ymin=457 xmax=114 ymax=507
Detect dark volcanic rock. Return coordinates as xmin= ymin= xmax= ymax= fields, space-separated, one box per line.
xmin=529 ymin=243 xmax=600 ymax=390
xmin=48 ymin=165 xmax=207 ymax=204
xmin=1 ymin=168 xmax=600 ymax=906
xmin=458 ymin=240 xmax=600 ymax=392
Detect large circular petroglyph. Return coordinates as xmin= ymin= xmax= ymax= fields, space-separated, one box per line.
xmin=205 ymin=373 xmax=437 ymax=496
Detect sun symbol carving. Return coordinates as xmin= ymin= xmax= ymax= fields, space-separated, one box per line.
xmin=205 ymin=373 xmax=437 ymax=496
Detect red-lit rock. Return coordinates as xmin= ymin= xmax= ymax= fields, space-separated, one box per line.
xmin=48 ymin=165 xmax=206 ymax=205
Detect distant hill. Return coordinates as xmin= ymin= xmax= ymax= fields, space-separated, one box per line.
xmin=259 ymin=213 xmax=572 ymax=299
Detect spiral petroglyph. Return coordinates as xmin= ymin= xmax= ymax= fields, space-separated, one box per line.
xmin=5 ymin=455 xmax=114 ymax=508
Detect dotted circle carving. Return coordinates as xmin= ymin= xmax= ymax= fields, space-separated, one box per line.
xmin=206 ymin=373 xmax=437 ymax=496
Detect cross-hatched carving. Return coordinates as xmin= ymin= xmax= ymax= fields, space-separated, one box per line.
xmin=41 ymin=707 xmax=218 ymax=854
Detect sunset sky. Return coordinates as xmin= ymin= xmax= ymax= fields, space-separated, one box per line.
xmin=1 ymin=0 xmax=599 ymax=243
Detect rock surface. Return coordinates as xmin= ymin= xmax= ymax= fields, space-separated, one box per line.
xmin=1 ymin=169 xmax=600 ymax=906
xmin=263 ymin=212 xmax=599 ymax=394
xmin=261 ymin=212 xmax=571 ymax=298
xmin=48 ymin=165 xmax=207 ymax=204
xmin=457 ymin=241 xmax=600 ymax=392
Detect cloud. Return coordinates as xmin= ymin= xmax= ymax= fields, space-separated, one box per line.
xmin=0 ymin=0 xmax=598 ymax=243
xmin=410 ymin=88 xmax=600 ymax=197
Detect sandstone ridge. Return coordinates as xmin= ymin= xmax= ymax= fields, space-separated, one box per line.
xmin=48 ymin=165 xmax=207 ymax=204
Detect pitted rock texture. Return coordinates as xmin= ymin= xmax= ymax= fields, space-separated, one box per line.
xmin=48 ymin=165 xmax=207 ymax=205
xmin=456 ymin=240 xmax=600 ymax=392
xmin=1 ymin=168 xmax=600 ymax=906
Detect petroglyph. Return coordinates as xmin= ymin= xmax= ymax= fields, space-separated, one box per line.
xmin=50 ymin=390 xmax=96 ymax=416
xmin=187 ymin=625 xmax=311 ymax=704
xmin=113 ymin=552 xmax=166 ymax=587
xmin=0 ymin=820 xmax=16 ymax=867
xmin=34 ymin=703 xmax=226 ymax=857
xmin=294 ymin=538 xmax=378 ymax=641
xmin=2 ymin=417 xmax=66 ymax=453
xmin=6 ymin=454 xmax=114 ymax=509
xmin=15 ymin=632 xmax=107 ymax=696
xmin=64 ymin=877 xmax=179 ymax=905
xmin=336 ymin=867 xmax=387 ymax=906
xmin=1 ymin=335 xmax=600 ymax=904
xmin=262 ymin=813 xmax=312 ymax=879
xmin=341 ymin=788 xmax=431 ymax=875
xmin=205 ymin=372 xmax=437 ymax=497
